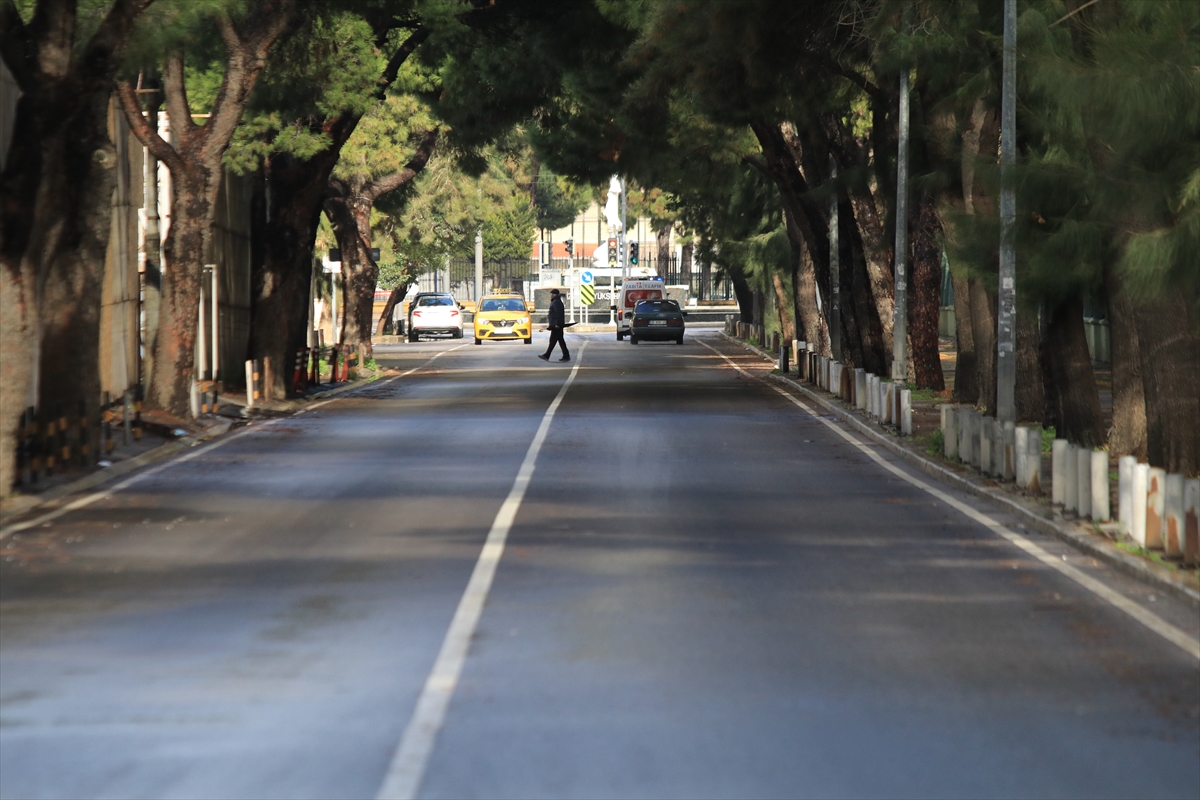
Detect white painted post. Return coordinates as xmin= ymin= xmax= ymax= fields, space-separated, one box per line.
xmin=855 ymin=369 xmax=867 ymax=410
xmin=1025 ymin=428 xmax=1042 ymax=493
xmin=244 ymin=360 xmax=256 ymax=409
xmin=1051 ymin=439 xmax=1068 ymax=505
xmin=831 ymin=362 xmax=841 ymax=398
xmin=1163 ymin=474 xmax=1184 ymax=557
xmin=1015 ymin=427 xmax=1029 ymax=485
xmin=868 ymin=376 xmax=878 ymax=417
xmin=900 ymin=389 xmax=912 ymax=436
xmin=1064 ymin=444 xmax=1079 ymax=513
xmin=980 ymin=417 xmax=994 ymax=474
xmin=1184 ymin=479 xmax=1199 ymax=566
xmin=942 ymin=405 xmax=959 ymax=460
xmin=1146 ymin=467 xmax=1165 ymax=549
xmin=1131 ymin=463 xmax=1149 ymax=546
xmin=959 ymin=407 xmax=974 ymax=465
xmin=1118 ymin=456 xmax=1136 ymax=537
xmin=1076 ymin=446 xmax=1091 ymax=519
xmin=883 ymin=383 xmax=894 ymax=426
xmin=1091 ymin=450 xmax=1110 ymax=523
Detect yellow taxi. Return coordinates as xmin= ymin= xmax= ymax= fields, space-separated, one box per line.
xmin=473 ymin=293 xmax=534 ymax=345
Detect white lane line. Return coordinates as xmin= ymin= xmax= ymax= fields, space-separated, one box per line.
xmin=699 ymin=340 xmax=1200 ymax=661
xmin=0 ymin=346 xmax=467 ymax=540
xmin=376 ymin=344 xmax=589 ymax=800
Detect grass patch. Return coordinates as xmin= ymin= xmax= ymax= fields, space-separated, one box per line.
xmin=927 ymin=428 xmax=945 ymax=457
xmin=748 ymin=337 xmax=760 ymax=346
xmin=364 ymin=358 xmax=378 ymax=371
xmin=1041 ymin=426 xmax=1056 ymax=454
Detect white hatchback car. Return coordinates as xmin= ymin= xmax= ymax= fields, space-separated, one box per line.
xmin=408 ymin=293 xmax=463 ymax=341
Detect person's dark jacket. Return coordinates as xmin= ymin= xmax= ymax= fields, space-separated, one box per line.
xmin=547 ymin=295 xmax=565 ymax=328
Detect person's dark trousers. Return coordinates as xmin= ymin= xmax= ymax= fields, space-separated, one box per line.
xmin=543 ymin=327 xmax=570 ymax=359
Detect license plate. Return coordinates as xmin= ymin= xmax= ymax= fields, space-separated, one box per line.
xmin=649 ymin=320 xmax=667 ymax=326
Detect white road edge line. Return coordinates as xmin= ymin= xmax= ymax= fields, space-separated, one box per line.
xmin=376 ymin=344 xmax=589 ymax=800
xmin=699 ymin=340 xmax=1200 ymax=662
xmin=0 ymin=345 xmax=468 ymax=540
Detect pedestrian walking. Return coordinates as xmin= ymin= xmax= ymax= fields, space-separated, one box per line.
xmin=538 ymin=288 xmax=571 ymax=362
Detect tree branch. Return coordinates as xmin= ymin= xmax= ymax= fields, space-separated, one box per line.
xmin=116 ymin=77 xmax=185 ymax=174
xmin=161 ymin=51 xmax=196 ymax=143
xmin=373 ymin=26 xmax=431 ymax=103
xmin=77 ymin=0 xmax=157 ymax=91
xmin=362 ymin=128 xmax=439 ymax=202
xmin=820 ymin=57 xmax=885 ymax=102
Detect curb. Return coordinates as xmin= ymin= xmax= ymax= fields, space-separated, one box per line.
xmin=717 ymin=331 xmax=1200 ymax=606
xmin=0 ymin=372 xmax=385 ymax=526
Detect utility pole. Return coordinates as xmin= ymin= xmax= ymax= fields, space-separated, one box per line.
xmin=892 ymin=69 xmax=910 ymax=381
xmin=474 ymin=228 xmax=483 ymax=301
xmin=829 ymin=155 xmax=841 ymax=361
xmin=620 ymin=177 xmax=628 ymax=285
xmin=996 ymin=0 xmax=1018 ymax=422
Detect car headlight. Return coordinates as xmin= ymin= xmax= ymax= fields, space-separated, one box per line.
xmin=519 ymin=316 xmax=530 ymax=324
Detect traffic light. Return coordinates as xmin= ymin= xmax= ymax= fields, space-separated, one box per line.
xmin=565 ymin=238 xmax=574 ymax=257
xmin=607 ymin=237 xmax=618 ymax=267
xmin=629 ymin=242 xmax=639 ymax=265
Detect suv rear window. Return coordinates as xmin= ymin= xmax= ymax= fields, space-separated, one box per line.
xmin=418 ymin=296 xmax=454 ymax=307
xmin=480 ymin=298 xmax=526 ymax=312
xmin=635 ymin=299 xmax=680 ymax=312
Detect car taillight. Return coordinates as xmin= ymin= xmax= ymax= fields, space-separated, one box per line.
xmin=668 ymin=318 xmax=682 ymax=327
xmin=450 ymin=309 xmax=460 ymax=316
xmin=413 ymin=311 xmax=423 ymax=317
xmin=634 ymin=318 xmax=648 ymax=327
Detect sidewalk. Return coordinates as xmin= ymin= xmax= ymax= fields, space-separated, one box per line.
xmin=719 ymin=331 xmax=1200 ymax=605
xmin=0 ymin=371 xmax=386 ymax=527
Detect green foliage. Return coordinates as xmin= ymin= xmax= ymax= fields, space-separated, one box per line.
xmin=483 ymin=199 xmax=536 ymax=261
xmin=534 ymin=166 xmax=590 ymax=233
xmin=376 ymin=259 xmax=410 ymax=291
xmin=928 ymin=428 xmax=945 ymax=457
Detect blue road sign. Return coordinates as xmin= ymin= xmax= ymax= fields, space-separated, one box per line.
xmin=580 ymin=270 xmax=594 ymax=285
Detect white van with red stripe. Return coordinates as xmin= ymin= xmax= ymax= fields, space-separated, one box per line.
xmin=614 ymin=277 xmax=665 ymax=341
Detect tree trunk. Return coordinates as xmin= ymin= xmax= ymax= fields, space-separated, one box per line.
xmin=325 ymin=182 xmax=376 ymax=356
xmin=908 ymin=192 xmax=945 ymax=390
xmin=949 ymin=270 xmax=978 ymax=403
xmin=968 ymin=276 xmax=997 ymax=413
xmin=1104 ymin=265 xmax=1147 ymax=460
xmin=1133 ymin=295 xmax=1200 ymax=474
xmin=655 ymin=222 xmax=673 ymax=267
xmin=1040 ymin=295 xmax=1105 ymax=447
xmin=770 ymin=272 xmax=794 ymax=341
xmin=376 ymin=287 xmax=407 ymax=335
xmin=1014 ymin=308 xmax=1045 ymax=423
xmin=251 ymin=149 xmax=342 ymax=398
xmin=36 ymin=91 xmax=116 ymax=446
xmin=847 ymin=186 xmax=894 ymax=359
xmin=794 ymin=237 xmax=826 ymax=354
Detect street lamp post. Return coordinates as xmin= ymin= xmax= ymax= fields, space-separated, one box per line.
xmin=892 ymin=69 xmax=910 ymax=382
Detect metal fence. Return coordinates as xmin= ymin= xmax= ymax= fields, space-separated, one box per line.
xmin=408 ymin=254 xmax=732 ymax=305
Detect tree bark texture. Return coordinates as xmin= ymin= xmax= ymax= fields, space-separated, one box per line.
xmin=1014 ymin=308 xmax=1045 ymax=424
xmin=1103 ymin=265 xmax=1147 ymax=460
xmin=251 ymin=148 xmax=342 ymax=399
xmin=949 ymin=270 xmax=978 ymax=404
xmin=770 ymin=271 xmax=794 ymax=342
xmin=968 ymin=276 xmax=997 ymax=413
xmin=117 ymin=1 xmax=294 ymax=416
xmin=1040 ymin=295 xmax=1105 ymax=448
xmin=1133 ymin=294 xmax=1200 ymax=474
xmin=908 ymin=192 xmax=945 ymax=390
xmin=0 ymin=0 xmax=153 ymax=491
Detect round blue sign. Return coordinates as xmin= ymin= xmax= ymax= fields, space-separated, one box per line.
xmin=580 ymin=270 xmax=594 ymax=285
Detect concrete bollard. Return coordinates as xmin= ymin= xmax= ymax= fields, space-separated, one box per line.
xmin=867 ymin=375 xmax=878 ymax=417
xmin=1024 ymin=427 xmax=1042 ymax=493
xmin=1184 ymin=479 xmax=1199 ymax=566
xmin=958 ymin=407 xmax=974 ymax=465
xmin=1118 ymin=456 xmax=1136 ymax=537
xmin=779 ymin=344 xmax=789 ymax=374
xmin=1090 ymin=450 xmax=1110 ymax=522
xmin=1015 ymin=426 xmax=1029 ymax=485
xmin=831 ymin=362 xmax=842 ymax=397
xmin=979 ymin=417 xmax=994 ymax=474
xmin=882 ymin=383 xmax=894 ymax=426
xmin=854 ymin=369 xmax=866 ymax=409
xmin=1131 ymin=463 xmax=1149 ymax=546
xmin=1051 ymin=439 xmax=1069 ymax=505
xmin=900 ymin=389 xmax=912 ymax=436
xmin=942 ymin=405 xmax=959 ymax=460
xmin=1063 ymin=444 xmax=1079 ymax=513
xmin=1076 ymin=446 xmax=1092 ymax=519
xmin=1163 ymin=474 xmax=1185 ymax=557
xmin=1146 ymin=467 xmax=1165 ymax=549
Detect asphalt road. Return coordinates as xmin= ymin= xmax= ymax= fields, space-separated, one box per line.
xmin=2 ymin=330 xmax=1197 ymax=800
